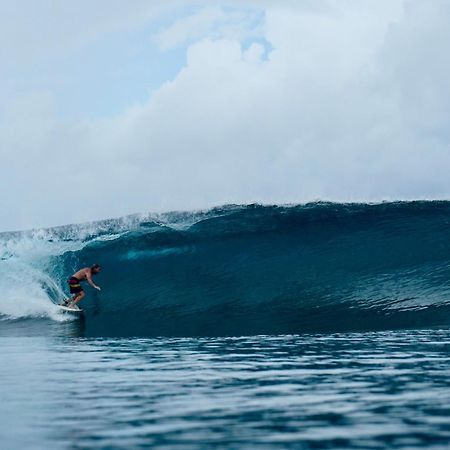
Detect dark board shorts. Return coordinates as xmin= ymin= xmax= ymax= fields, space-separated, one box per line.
xmin=68 ymin=277 xmax=83 ymax=294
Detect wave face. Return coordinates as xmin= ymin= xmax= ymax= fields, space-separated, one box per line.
xmin=2 ymin=202 xmax=450 ymax=337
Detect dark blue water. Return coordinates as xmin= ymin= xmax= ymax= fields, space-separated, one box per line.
xmin=1 ymin=331 xmax=450 ymax=449
xmin=3 ymin=201 xmax=450 ymax=336
xmin=2 ymin=202 xmax=450 ymax=448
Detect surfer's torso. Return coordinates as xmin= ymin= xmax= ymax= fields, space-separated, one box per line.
xmin=71 ymin=268 xmax=92 ymax=282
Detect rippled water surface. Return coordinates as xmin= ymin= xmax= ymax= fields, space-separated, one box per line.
xmin=2 ymin=330 xmax=450 ymax=449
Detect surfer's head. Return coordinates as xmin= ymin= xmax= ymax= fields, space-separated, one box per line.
xmin=91 ymin=264 xmax=101 ymax=274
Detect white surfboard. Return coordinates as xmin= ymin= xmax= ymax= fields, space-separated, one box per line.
xmin=56 ymin=303 xmax=83 ymax=313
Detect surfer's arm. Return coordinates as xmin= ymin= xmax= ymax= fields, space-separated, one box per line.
xmin=86 ymin=273 xmax=101 ymax=291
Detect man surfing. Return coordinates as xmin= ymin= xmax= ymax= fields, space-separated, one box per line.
xmin=63 ymin=264 xmax=102 ymax=308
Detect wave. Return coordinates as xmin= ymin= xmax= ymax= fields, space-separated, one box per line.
xmin=1 ymin=201 xmax=450 ymax=336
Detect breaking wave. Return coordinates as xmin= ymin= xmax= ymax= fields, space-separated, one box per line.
xmin=2 ymin=201 xmax=450 ymax=336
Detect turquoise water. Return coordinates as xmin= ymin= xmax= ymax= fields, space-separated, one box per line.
xmin=2 ymin=330 xmax=450 ymax=449
xmin=3 ymin=202 xmax=450 ymax=336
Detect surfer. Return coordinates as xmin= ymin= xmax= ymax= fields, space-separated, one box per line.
xmin=63 ymin=264 xmax=102 ymax=307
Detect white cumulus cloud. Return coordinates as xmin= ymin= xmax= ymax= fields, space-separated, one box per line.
xmin=1 ymin=0 xmax=450 ymax=231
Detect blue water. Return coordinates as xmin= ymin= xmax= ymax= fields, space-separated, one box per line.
xmin=2 ymin=202 xmax=450 ymax=448
xmin=1 ymin=332 xmax=450 ymax=449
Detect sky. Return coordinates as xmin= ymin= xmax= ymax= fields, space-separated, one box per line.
xmin=1 ymin=0 xmax=450 ymax=231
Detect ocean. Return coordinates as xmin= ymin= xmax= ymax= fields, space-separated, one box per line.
xmin=1 ymin=202 xmax=450 ymax=449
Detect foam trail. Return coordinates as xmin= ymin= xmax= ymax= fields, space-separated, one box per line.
xmin=0 ymin=230 xmax=88 ymax=321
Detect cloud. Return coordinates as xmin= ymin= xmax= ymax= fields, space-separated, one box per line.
xmin=2 ymin=0 xmax=450 ymax=231
xmin=152 ymin=6 xmax=263 ymax=51
xmin=0 ymin=1 xmax=178 ymax=65
xmin=152 ymin=7 xmax=226 ymax=51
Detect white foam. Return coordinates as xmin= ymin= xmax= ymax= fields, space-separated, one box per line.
xmin=0 ymin=227 xmax=109 ymax=321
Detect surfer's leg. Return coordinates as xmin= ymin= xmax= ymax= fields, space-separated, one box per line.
xmin=71 ymin=291 xmax=85 ymax=306
xmin=63 ymin=293 xmax=78 ymax=306
xmin=68 ymin=278 xmax=83 ymax=305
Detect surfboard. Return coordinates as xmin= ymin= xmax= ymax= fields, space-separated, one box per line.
xmin=56 ymin=303 xmax=83 ymax=313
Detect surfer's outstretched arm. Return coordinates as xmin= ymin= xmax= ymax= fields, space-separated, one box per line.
xmin=86 ymin=272 xmax=101 ymax=291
